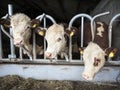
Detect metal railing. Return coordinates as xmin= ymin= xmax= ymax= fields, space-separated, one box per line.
xmin=0 ymin=4 xmax=120 ymax=65
xmin=68 ymin=14 xmax=92 ymax=61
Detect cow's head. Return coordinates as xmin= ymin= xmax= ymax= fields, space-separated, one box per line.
xmin=0 ymin=13 xmax=40 ymax=47
xmin=82 ymin=42 xmax=106 ymax=80
xmin=35 ymin=23 xmax=77 ymax=59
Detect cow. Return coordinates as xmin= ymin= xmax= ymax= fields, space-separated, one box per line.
xmin=0 ymin=13 xmax=44 ymax=59
xmin=81 ymin=22 xmax=118 ymax=80
xmin=35 ymin=23 xmax=78 ymax=60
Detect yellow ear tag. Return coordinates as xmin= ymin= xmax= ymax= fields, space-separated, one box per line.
xmin=109 ymin=52 xmax=114 ymax=58
xmin=32 ymin=24 xmax=37 ymax=28
xmin=80 ymin=50 xmax=83 ymax=55
xmin=39 ymin=31 xmax=44 ymax=36
xmin=70 ymin=31 xmax=74 ymax=37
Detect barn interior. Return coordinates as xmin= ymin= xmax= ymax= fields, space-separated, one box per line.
xmin=0 ymin=0 xmax=120 ymax=60
xmin=1 ymin=0 xmax=120 ymax=87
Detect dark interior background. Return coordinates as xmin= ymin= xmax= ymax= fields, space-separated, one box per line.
xmin=0 ymin=0 xmax=101 ymax=23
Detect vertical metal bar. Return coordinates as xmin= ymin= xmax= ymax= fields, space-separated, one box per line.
xmin=68 ymin=14 xmax=92 ymax=62
xmin=0 ymin=27 xmax=3 ymax=59
xmin=8 ymin=4 xmax=16 ymax=59
xmin=19 ymin=47 xmax=23 ymax=60
xmin=80 ymin=17 xmax=84 ymax=60
xmin=108 ymin=13 xmax=120 ymax=61
xmin=81 ymin=17 xmax=84 ymax=48
xmin=43 ymin=15 xmax=46 ymax=60
xmin=69 ymin=35 xmax=72 ymax=61
xmin=33 ymin=30 xmax=36 ymax=60
xmin=109 ymin=13 xmax=120 ymax=47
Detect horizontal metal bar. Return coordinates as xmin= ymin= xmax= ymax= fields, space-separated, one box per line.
xmin=0 ymin=59 xmax=120 ymax=66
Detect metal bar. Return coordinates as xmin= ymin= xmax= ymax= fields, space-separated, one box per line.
xmin=68 ymin=14 xmax=92 ymax=30
xmin=0 ymin=25 xmax=13 ymax=39
xmin=91 ymin=11 xmax=110 ymax=41
xmin=80 ymin=17 xmax=84 ymax=48
xmin=0 ymin=14 xmax=8 ymax=59
xmin=36 ymin=14 xmax=56 ymax=24
xmin=0 ymin=26 xmax=3 ymax=59
xmin=33 ymin=30 xmax=36 ymax=60
xmin=108 ymin=13 xmax=120 ymax=61
xmin=43 ymin=15 xmax=47 ymax=60
xmin=109 ymin=13 xmax=120 ymax=48
xmin=68 ymin=14 xmax=92 ymax=61
xmin=8 ymin=4 xmax=16 ymax=59
xmin=80 ymin=17 xmax=84 ymax=60
xmin=19 ymin=47 xmax=23 ymax=60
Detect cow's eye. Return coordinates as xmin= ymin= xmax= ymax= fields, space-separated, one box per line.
xmin=26 ymin=26 xmax=30 ymax=29
xmin=57 ymin=38 xmax=62 ymax=42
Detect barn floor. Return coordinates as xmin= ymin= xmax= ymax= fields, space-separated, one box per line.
xmin=0 ymin=75 xmax=120 ymax=90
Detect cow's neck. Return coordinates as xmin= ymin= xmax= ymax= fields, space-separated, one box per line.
xmin=23 ymin=42 xmax=32 ymax=55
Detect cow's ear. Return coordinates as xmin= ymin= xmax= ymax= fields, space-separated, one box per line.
xmin=65 ymin=28 xmax=77 ymax=37
xmin=34 ymin=27 xmax=46 ymax=36
xmin=105 ymin=48 xmax=118 ymax=58
xmin=79 ymin=47 xmax=84 ymax=55
xmin=0 ymin=19 xmax=10 ymax=28
xmin=31 ymin=19 xmax=41 ymax=29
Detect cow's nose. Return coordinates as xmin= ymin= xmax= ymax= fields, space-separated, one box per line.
xmin=14 ymin=39 xmax=23 ymax=46
xmin=45 ymin=52 xmax=52 ymax=58
xmin=82 ymin=73 xmax=93 ymax=81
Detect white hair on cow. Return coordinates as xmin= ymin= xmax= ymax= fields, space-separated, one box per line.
xmin=10 ymin=13 xmax=31 ymax=27
xmin=82 ymin=42 xmax=106 ymax=80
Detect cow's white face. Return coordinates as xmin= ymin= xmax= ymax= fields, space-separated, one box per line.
xmin=45 ymin=24 xmax=66 ymax=59
xmin=82 ymin=42 xmax=106 ymax=80
xmin=10 ymin=13 xmax=31 ymax=47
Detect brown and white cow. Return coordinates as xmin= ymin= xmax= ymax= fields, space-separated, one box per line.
xmin=81 ymin=22 xmax=118 ymax=80
xmin=35 ymin=23 xmax=77 ymax=60
xmin=0 ymin=13 xmax=44 ymax=58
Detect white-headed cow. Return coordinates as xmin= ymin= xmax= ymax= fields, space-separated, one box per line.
xmin=81 ymin=22 xmax=118 ymax=80
xmin=35 ymin=23 xmax=77 ymax=60
xmin=0 ymin=13 xmax=44 ymax=58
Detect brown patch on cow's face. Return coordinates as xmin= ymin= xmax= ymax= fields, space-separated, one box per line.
xmin=93 ymin=57 xmax=101 ymax=66
xmin=96 ymin=22 xmax=104 ymax=37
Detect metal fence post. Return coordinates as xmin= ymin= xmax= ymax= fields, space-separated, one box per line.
xmin=8 ymin=4 xmax=16 ymax=59
xmin=0 ymin=27 xmax=3 ymax=59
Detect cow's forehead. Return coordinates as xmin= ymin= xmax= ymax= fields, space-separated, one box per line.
xmin=10 ymin=13 xmax=31 ymax=26
xmin=45 ymin=24 xmax=65 ymax=39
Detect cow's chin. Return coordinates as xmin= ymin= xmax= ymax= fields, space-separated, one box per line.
xmin=82 ymin=72 xmax=94 ymax=81
xmin=15 ymin=44 xmax=24 ymax=47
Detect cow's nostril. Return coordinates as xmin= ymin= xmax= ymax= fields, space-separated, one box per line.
xmin=45 ymin=52 xmax=52 ymax=58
